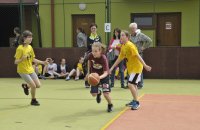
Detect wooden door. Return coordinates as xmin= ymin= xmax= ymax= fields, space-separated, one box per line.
xmin=72 ymin=14 xmax=95 ymax=47
xmin=157 ymin=13 xmax=181 ymax=46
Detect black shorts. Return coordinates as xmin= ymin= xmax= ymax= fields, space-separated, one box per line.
xmin=90 ymin=76 xmax=111 ymax=93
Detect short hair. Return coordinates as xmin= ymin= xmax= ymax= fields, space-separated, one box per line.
xmin=121 ymin=30 xmax=130 ymax=39
xmin=129 ymin=22 xmax=138 ymax=29
xmin=14 ymin=27 xmax=20 ymax=34
xmin=90 ymin=23 xmax=98 ymax=28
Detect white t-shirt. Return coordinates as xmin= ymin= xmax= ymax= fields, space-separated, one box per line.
xmin=60 ymin=65 xmax=67 ymax=74
xmin=111 ymin=39 xmax=120 ymax=56
xmin=47 ymin=63 xmax=57 ymax=75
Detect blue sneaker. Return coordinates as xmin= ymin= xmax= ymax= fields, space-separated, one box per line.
xmin=131 ymin=100 xmax=140 ymax=110
xmin=125 ymin=100 xmax=134 ymax=107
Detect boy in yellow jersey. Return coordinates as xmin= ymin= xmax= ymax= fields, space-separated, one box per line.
xmin=110 ymin=30 xmax=152 ymax=110
xmin=14 ymin=30 xmax=49 ymax=106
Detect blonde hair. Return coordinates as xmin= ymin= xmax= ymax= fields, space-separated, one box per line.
xmin=92 ymin=42 xmax=106 ymax=54
xmin=129 ymin=22 xmax=138 ymax=29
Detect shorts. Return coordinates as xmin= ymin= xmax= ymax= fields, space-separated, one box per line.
xmin=90 ymin=76 xmax=111 ymax=93
xmin=128 ymin=73 xmax=141 ymax=85
xmin=19 ymin=72 xmax=38 ymax=84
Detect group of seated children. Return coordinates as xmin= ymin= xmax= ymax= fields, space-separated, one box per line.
xmin=36 ymin=57 xmax=85 ymax=81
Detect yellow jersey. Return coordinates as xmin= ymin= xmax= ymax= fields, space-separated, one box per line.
xmin=119 ymin=41 xmax=143 ymax=74
xmin=77 ymin=63 xmax=84 ymax=74
xmin=14 ymin=45 xmax=35 ymax=74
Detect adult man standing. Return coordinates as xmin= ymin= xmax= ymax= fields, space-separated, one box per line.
xmin=129 ymin=22 xmax=152 ymax=89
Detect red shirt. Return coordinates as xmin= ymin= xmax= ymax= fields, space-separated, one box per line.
xmin=88 ymin=53 xmax=109 ymax=75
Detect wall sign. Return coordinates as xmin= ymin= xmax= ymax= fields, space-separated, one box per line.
xmin=165 ymin=22 xmax=172 ymax=30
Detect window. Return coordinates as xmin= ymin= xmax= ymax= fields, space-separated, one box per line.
xmin=131 ymin=13 xmax=155 ymax=29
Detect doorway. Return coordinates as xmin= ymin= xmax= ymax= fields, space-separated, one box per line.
xmin=0 ymin=6 xmax=20 ymax=47
xmin=72 ymin=14 xmax=95 ymax=47
xmin=156 ymin=13 xmax=181 ymax=46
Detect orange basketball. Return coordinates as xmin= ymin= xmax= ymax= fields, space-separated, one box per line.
xmin=88 ymin=73 xmax=100 ymax=86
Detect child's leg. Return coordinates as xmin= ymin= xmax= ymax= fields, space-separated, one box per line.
xmin=103 ymin=92 xmax=112 ymax=104
xmin=53 ymin=71 xmax=61 ymax=77
xmin=42 ymin=65 xmax=48 ymax=75
xmin=76 ymin=68 xmax=81 ymax=77
xmin=128 ymin=83 xmax=138 ymax=101
xmin=90 ymin=86 xmax=101 ymax=103
xmin=68 ymin=69 xmax=76 ymax=78
xmin=128 ymin=73 xmax=141 ymax=101
xmin=19 ymin=74 xmax=37 ymax=99
xmin=31 ymin=72 xmax=41 ymax=88
xmin=102 ymin=82 xmax=113 ymax=112
xmin=127 ymin=73 xmax=141 ymax=110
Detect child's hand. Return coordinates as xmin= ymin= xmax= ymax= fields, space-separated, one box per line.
xmin=43 ymin=61 xmax=49 ymax=65
xmin=43 ymin=58 xmax=50 ymax=65
xmin=144 ymin=65 xmax=152 ymax=72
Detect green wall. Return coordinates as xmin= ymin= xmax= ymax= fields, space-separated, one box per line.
xmin=39 ymin=0 xmax=52 ymax=47
xmin=111 ymin=0 xmax=199 ymax=47
xmin=39 ymin=0 xmax=199 ymax=47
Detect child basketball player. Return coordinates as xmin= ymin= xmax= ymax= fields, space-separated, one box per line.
xmin=87 ymin=42 xmax=113 ymax=112
xmin=14 ymin=30 xmax=49 ymax=106
xmin=110 ymin=30 xmax=151 ymax=110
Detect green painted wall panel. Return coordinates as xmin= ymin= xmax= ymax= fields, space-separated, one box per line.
xmin=39 ymin=0 xmax=199 ymax=47
xmin=39 ymin=1 xmax=52 ymax=47
xmin=55 ymin=4 xmax=65 ymax=47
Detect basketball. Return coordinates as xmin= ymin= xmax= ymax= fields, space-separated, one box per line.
xmin=88 ymin=73 xmax=100 ymax=86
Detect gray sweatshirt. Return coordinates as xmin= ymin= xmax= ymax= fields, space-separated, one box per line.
xmin=130 ymin=29 xmax=152 ymax=54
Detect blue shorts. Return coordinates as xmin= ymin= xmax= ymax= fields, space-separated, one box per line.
xmin=90 ymin=76 xmax=110 ymax=93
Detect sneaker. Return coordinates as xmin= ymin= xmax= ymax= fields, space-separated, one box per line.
xmin=75 ymin=77 xmax=79 ymax=81
xmin=30 ymin=99 xmax=40 ymax=106
xmin=131 ymin=100 xmax=140 ymax=110
xmin=121 ymin=84 xmax=125 ymax=88
xmin=21 ymin=84 xmax=29 ymax=95
xmin=85 ymin=81 xmax=90 ymax=88
xmin=124 ymin=85 xmax=129 ymax=89
xmin=65 ymin=76 xmax=70 ymax=81
xmin=107 ymin=104 xmax=113 ymax=112
xmin=96 ymin=90 xmax=102 ymax=103
xmin=125 ymin=100 xmax=133 ymax=107
xmin=39 ymin=75 xmax=46 ymax=80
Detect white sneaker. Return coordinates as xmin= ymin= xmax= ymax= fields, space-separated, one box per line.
xmin=66 ymin=77 xmax=70 ymax=81
xmin=75 ymin=77 xmax=79 ymax=81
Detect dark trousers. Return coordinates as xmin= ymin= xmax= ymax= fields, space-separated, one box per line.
xmin=109 ymin=57 xmax=124 ymax=87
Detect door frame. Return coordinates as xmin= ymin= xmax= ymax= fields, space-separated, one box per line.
xmin=156 ymin=12 xmax=181 ymax=46
xmin=72 ymin=14 xmax=95 ymax=47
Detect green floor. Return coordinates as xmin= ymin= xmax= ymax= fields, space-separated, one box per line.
xmin=0 ymin=78 xmax=200 ymax=130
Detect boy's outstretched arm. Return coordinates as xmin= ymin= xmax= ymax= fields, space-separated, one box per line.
xmin=136 ymin=54 xmax=152 ymax=72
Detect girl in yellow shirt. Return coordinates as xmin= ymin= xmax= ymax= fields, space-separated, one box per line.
xmin=14 ymin=30 xmax=49 ymax=106
xmin=110 ymin=30 xmax=151 ymax=110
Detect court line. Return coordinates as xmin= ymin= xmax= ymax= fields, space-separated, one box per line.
xmin=100 ymin=93 xmax=145 ymax=130
xmin=140 ymin=99 xmax=200 ymax=104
